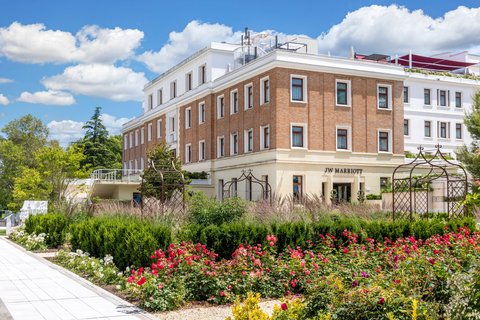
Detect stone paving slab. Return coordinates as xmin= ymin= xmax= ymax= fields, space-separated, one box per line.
xmin=0 ymin=237 xmax=156 ymax=320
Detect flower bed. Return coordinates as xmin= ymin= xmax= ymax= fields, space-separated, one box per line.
xmin=123 ymin=227 xmax=480 ymax=318
xmin=9 ymin=227 xmax=48 ymax=251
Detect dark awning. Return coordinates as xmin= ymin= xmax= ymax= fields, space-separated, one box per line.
xmin=396 ymin=54 xmax=476 ymax=71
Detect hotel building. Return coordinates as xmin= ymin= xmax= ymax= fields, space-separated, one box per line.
xmin=122 ymin=34 xmax=406 ymax=203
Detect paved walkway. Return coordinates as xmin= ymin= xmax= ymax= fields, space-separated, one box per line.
xmin=0 ymin=237 xmax=155 ymax=320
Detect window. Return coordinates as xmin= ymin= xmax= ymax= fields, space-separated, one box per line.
xmin=378 ymin=130 xmax=390 ymax=152
xmin=147 ymin=123 xmax=152 ymax=141
xmin=218 ymin=179 xmax=224 ymax=200
xmin=199 ymin=140 xmax=206 ymax=161
xmin=260 ymin=125 xmax=270 ymax=149
xmin=377 ymin=85 xmax=391 ymax=109
xmin=185 ymin=72 xmax=192 ymax=91
xmin=246 ymin=177 xmax=252 ymax=201
xmin=129 ymin=132 xmax=133 ymax=148
xmin=404 ymin=119 xmax=409 ymax=136
xmin=380 ymin=177 xmax=390 ymax=191
xmin=185 ymin=144 xmax=192 ymax=163
xmin=157 ymin=89 xmax=163 ymax=105
xmin=141 ymin=128 xmax=145 ymax=144
xmin=336 ymin=128 xmax=349 ymax=150
xmin=124 ymin=161 xmax=127 ymax=170
xmin=199 ymin=64 xmax=206 ymax=85
xmin=129 ymin=160 xmax=133 ymax=170
xmin=230 ymin=133 xmax=238 ymax=155
xmin=293 ymin=175 xmax=303 ymax=200
xmin=403 ymin=86 xmax=409 ymax=104
xmin=148 ymin=94 xmax=153 ymax=110
xmin=424 ymin=121 xmax=431 ymax=137
xmin=217 ymin=95 xmax=225 ymax=119
xmin=245 ymin=84 xmax=253 ymax=109
xmin=260 ymin=77 xmax=270 ymax=104
xmin=157 ymin=119 xmax=162 ymax=138
xmin=198 ymin=102 xmax=205 ymax=124
xmin=424 ymin=88 xmax=431 ymax=105
xmin=140 ymin=157 xmax=144 ymax=170
xmin=245 ymin=129 xmax=253 ymax=152
xmin=456 ymin=123 xmax=462 ymax=139
xmin=231 ymin=178 xmax=238 ymax=197
xmin=439 ymin=90 xmax=447 ymax=107
xmin=291 ymin=125 xmax=305 ymax=148
xmin=230 ymin=90 xmax=238 ymax=114
xmin=124 ymin=135 xmax=128 ymax=150
xmin=455 ymin=92 xmax=462 ymax=108
xmin=170 ymin=81 xmax=177 ymax=99
xmin=438 ymin=121 xmax=449 ymax=139
xmin=135 ymin=130 xmax=139 ymax=146
xmin=336 ymin=80 xmax=350 ymax=106
xmin=291 ymin=76 xmax=306 ymax=102
xmin=217 ymin=136 xmax=225 ymax=158
xmin=134 ymin=159 xmax=138 ymax=170
xmin=185 ymin=108 xmax=192 ymax=129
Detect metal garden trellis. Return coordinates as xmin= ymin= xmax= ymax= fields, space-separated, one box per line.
xmin=222 ymin=169 xmax=272 ymax=203
xmin=392 ymin=145 xmax=468 ymax=221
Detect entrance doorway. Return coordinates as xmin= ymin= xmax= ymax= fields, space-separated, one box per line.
xmin=332 ymin=183 xmax=351 ymax=203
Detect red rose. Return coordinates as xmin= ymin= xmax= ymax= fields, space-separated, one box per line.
xmin=281 ymin=303 xmax=288 ymax=311
xmin=136 ymin=277 xmax=146 ymax=286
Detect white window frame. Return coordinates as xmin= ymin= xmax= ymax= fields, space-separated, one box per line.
xmin=217 ymin=95 xmax=225 ymax=119
xmin=185 ymin=107 xmax=192 ymax=129
xmin=147 ymin=123 xmax=152 ymax=141
xmin=198 ymin=101 xmax=206 ymax=124
xmin=124 ymin=135 xmax=128 ymax=150
xmin=148 ymin=94 xmax=153 ymax=110
xmin=134 ymin=159 xmax=138 ymax=170
xmin=377 ymin=129 xmax=392 ymax=154
xmin=260 ymin=124 xmax=270 ymax=150
xmin=403 ymin=86 xmax=410 ymax=105
xmin=404 ymin=119 xmax=409 ymax=137
xmin=290 ymin=123 xmax=308 ymax=149
xmin=437 ymin=121 xmax=450 ymax=139
xmin=335 ymin=79 xmax=351 ymax=107
xmin=260 ymin=76 xmax=270 ymax=105
xmin=377 ymin=84 xmax=393 ymax=110
xmin=140 ymin=157 xmax=144 ymax=170
xmin=455 ymin=91 xmax=463 ymax=109
xmin=170 ymin=80 xmax=177 ymax=99
xmin=124 ymin=161 xmax=127 ymax=170
xmin=185 ymin=72 xmax=192 ymax=91
xmin=290 ymin=74 xmax=308 ymax=103
xmin=129 ymin=132 xmax=133 ymax=148
xmin=135 ymin=129 xmax=139 ymax=146
xmin=198 ymin=64 xmax=206 ymax=85
xmin=230 ymin=89 xmax=239 ymax=114
xmin=244 ymin=128 xmax=253 ymax=153
xmin=335 ymin=125 xmax=351 ymax=152
xmin=438 ymin=89 xmax=448 ymax=107
xmin=230 ymin=132 xmax=238 ymax=156
xmin=141 ymin=128 xmax=145 ymax=144
xmin=157 ymin=88 xmax=163 ymax=106
xmin=424 ymin=120 xmax=432 ymax=138
xmin=424 ymin=88 xmax=432 ymax=106
xmin=455 ymin=123 xmax=463 ymax=140
xmin=157 ymin=119 xmax=162 ymax=138
xmin=244 ymin=83 xmax=253 ymax=110
xmin=217 ymin=136 xmax=225 ymax=158
xmin=129 ymin=160 xmax=133 ymax=170
xmin=199 ymin=140 xmax=206 ymax=161
xmin=185 ymin=144 xmax=192 ymax=163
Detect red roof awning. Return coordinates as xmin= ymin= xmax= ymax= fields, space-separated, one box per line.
xmin=396 ymin=54 xmax=476 ymax=71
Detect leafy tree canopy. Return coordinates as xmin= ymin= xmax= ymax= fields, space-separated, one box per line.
xmin=457 ymin=90 xmax=480 ymax=178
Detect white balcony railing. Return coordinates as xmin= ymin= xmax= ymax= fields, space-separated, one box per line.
xmin=168 ymin=132 xmax=177 ymax=143
xmin=91 ymin=169 xmax=143 ymax=183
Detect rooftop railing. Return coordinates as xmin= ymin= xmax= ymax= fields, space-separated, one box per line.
xmin=91 ymin=169 xmax=143 ymax=183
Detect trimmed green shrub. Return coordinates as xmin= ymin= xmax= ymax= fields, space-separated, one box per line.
xmin=188 ymin=193 xmax=247 ymax=226
xmin=25 ymin=213 xmax=69 ymax=247
xmin=69 ymin=215 xmax=172 ymax=270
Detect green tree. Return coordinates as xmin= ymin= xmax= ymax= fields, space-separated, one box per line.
xmin=74 ymin=107 xmax=122 ymax=170
xmin=0 ymin=140 xmax=25 ymax=208
xmin=1 ymin=114 xmax=48 ymax=167
xmin=457 ymin=90 xmax=480 ymax=178
xmin=139 ymin=142 xmax=185 ymax=202
xmin=9 ymin=142 xmax=89 ymax=211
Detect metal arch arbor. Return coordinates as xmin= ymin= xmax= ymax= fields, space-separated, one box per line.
xmin=140 ymin=159 xmax=187 ymax=218
xmin=222 ymin=169 xmax=272 ymax=202
xmin=392 ymin=145 xmax=468 ymax=221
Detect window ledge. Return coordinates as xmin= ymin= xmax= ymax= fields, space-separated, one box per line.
xmin=290 ymin=100 xmax=308 ymax=104
xmin=336 ymin=104 xmax=351 ymax=108
xmin=336 ymin=149 xmax=352 ymax=152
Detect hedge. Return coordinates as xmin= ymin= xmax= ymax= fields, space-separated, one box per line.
xmin=25 ymin=213 xmax=69 ymax=247
xmin=180 ymin=217 xmax=477 ymax=259
xmin=69 ymin=215 xmax=172 ymax=270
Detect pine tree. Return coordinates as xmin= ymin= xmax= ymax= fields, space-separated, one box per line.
xmin=457 ymin=90 xmax=480 ymax=178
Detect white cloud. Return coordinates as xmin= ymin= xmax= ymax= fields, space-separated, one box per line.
xmin=138 ymin=20 xmax=241 ymax=73
xmin=47 ymin=113 xmax=133 ymax=146
xmin=0 ymin=93 xmax=9 ymax=105
xmin=0 ymin=78 xmax=13 ymax=83
xmin=42 ymin=64 xmax=148 ymax=101
xmin=318 ymin=5 xmax=480 ymax=56
xmin=0 ymin=22 xmax=143 ymax=64
xmin=18 ymin=90 xmax=75 ymax=105
xmin=47 ymin=119 xmax=85 ymax=146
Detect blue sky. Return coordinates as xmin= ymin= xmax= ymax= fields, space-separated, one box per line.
xmin=1 ymin=0 xmax=479 ymax=145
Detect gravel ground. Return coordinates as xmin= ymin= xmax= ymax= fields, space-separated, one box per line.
xmin=154 ymin=300 xmax=279 ymax=320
